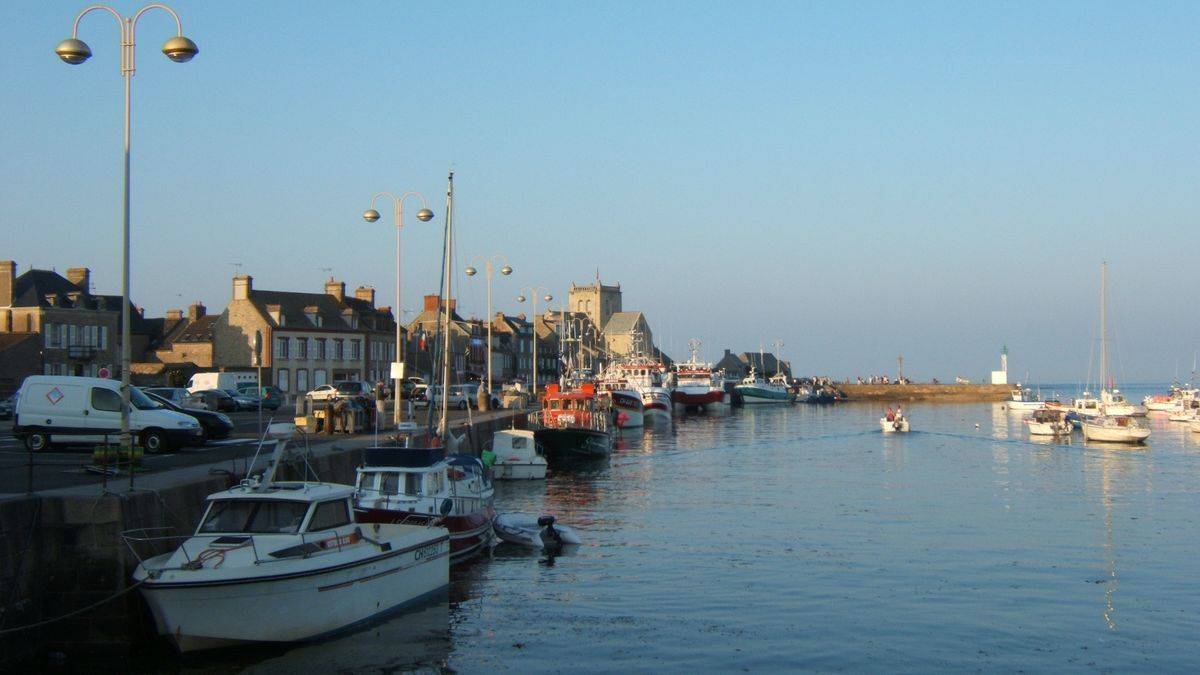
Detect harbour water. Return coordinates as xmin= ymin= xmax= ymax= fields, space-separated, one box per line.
xmin=172 ymin=384 xmax=1199 ymax=672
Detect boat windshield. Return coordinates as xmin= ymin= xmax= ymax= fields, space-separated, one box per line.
xmin=198 ymin=499 xmax=309 ymax=535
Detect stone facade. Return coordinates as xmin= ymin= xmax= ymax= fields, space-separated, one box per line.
xmin=568 ymin=277 xmax=622 ymax=335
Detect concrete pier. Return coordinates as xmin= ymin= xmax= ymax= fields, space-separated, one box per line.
xmin=839 ymin=383 xmax=1012 ymax=402
xmin=0 ymin=409 xmax=526 ymax=669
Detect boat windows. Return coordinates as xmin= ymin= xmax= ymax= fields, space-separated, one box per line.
xmin=405 ymin=472 xmax=422 ymax=495
xmin=198 ymin=499 xmax=310 ymax=535
xmin=379 ymin=472 xmax=399 ymax=496
xmin=511 ymin=435 xmax=528 ymax=449
xmin=307 ymin=499 xmax=352 ymax=532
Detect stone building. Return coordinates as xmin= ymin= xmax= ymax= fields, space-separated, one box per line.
xmin=568 ymin=276 xmax=622 ymax=336
xmin=601 ymin=311 xmax=653 ymax=359
xmin=211 ymin=275 xmax=397 ymax=399
xmin=713 ymin=349 xmax=791 ymax=379
xmin=0 ymin=261 xmax=149 ymax=379
xmin=406 ymin=294 xmax=473 ymax=382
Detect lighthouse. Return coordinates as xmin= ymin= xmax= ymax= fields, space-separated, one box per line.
xmin=990 ymin=346 xmax=1009 ymax=385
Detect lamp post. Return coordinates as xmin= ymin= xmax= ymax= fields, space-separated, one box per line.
xmin=516 ymin=288 xmax=551 ymax=397
xmin=465 ymin=256 xmax=512 ymax=405
xmin=56 ymin=4 xmax=198 ymax=450
xmin=363 ymin=193 xmax=434 ymax=429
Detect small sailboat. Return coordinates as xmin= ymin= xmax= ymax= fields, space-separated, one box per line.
xmin=1080 ymin=263 xmax=1150 ymax=444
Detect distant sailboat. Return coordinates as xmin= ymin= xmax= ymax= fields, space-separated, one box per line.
xmin=1081 ymin=263 xmax=1150 ymax=444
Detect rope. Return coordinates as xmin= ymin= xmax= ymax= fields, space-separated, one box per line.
xmin=0 ymin=580 xmax=144 ymax=636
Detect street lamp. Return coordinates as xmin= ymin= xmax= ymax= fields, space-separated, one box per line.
xmin=56 ymin=4 xmax=198 ymax=450
xmin=363 ymin=192 xmax=434 ymax=429
xmin=517 ymin=288 xmax=552 ymax=397
xmin=465 ymin=255 xmax=512 ymax=405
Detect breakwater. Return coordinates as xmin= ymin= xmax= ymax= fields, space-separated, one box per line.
xmin=0 ymin=409 xmax=525 ymax=669
xmin=839 ymin=383 xmax=1011 ymax=402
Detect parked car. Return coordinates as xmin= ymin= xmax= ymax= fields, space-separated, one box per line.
xmin=143 ymin=387 xmax=201 ymax=409
xmin=236 ymin=383 xmax=284 ymax=411
xmin=223 ymin=389 xmax=259 ymax=412
xmin=13 ymin=376 xmax=202 ymax=452
xmin=419 ymin=383 xmax=498 ymax=410
xmin=410 ymin=384 xmax=430 ymax=409
xmin=186 ymin=371 xmax=257 ymax=393
xmin=143 ymin=391 xmax=234 ymax=443
xmin=0 ymin=393 xmax=15 ymax=420
xmin=306 ymin=381 xmax=375 ymax=403
xmin=399 ymin=377 xmax=426 ymax=399
xmin=305 ymin=384 xmax=339 ymax=402
xmin=192 ymin=389 xmax=237 ymax=412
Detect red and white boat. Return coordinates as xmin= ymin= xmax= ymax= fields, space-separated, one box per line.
xmin=602 ymin=358 xmax=672 ymax=424
xmin=595 ymin=381 xmax=645 ymax=428
xmin=669 ymin=340 xmax=729 ymax=413
xmin=354 ymin=446 xmax=495 ymax=562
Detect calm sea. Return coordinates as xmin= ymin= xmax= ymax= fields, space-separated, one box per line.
xmin=181 ymin=383 xmax=1200 ymax=672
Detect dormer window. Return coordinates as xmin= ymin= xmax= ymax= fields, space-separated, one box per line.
xmin=306 ymin=311 xmax=322 ymax=327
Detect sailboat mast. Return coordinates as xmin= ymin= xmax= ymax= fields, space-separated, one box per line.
xmin=439 ymin=171 xmax=455 ymax=438
xmin=1099 ymin=262 xmax=1108 ymax=392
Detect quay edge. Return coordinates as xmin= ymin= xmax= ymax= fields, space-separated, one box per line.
xmin=838 ymin=383 xmax=1012 ymax=402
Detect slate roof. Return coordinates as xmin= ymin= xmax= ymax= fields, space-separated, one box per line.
xmin=602 ymin=311 xmax=645 ymax=335
xmin=10 ymin=268 xmax=150 ymax=331
xmin=245 ymin=289 xmax=394 ymax=333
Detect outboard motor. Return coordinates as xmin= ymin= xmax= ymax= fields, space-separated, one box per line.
xmin=537 ymin=515 xmax=563 ymax=552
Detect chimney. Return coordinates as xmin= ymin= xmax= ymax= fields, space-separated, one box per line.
xmin=0 ymin=261 xmax=14 ymax=307
xmin=166 ymin=309 xmax=184 ymax=320
xmin=233 ymin=275 xmax=253 ymax=301
xmin=354 ymin=286 xmax=375 ymax=307
xmin=325 ymin=279 xmax=345 ymax=302
xmin=66 ymin=267 xmax=91 ymax=291
xmin=188 ymin=302 xmax=206 ymax=320
xmin=423 ymin=294 xmax=440 ymax=312
xmin=0 ymin=309 xmax=10 ymax=332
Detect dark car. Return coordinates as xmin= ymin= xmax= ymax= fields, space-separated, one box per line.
xmin=144 ymin=391 xmax=235 ymax=444
xmin=237 ymin=384 xmax=284 ymax=411
xmin=193 ymin=388 xmax=238 ymax=412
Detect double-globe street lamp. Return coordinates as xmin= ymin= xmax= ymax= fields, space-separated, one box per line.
xmin=56 ymin=4 xmax=198 ymax=448
xmin=363 ymin=193 xmax=434 ymax=429
xmin=516 ymin=288 xmax=552 ymax=397
xmin=464 ymin=256 xmax=512 ymax=405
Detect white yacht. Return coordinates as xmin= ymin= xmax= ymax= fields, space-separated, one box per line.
xmin=1080 ymin=264 xmax=1150 ymax=444
xmin=489 ymin=429 xmax=547 ymax=480
xmin=1024 ymin=408 xmax=1072 ymax=436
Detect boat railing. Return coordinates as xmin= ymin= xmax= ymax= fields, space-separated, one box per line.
xmin=528 ymin=409 xmax=610 ymax=433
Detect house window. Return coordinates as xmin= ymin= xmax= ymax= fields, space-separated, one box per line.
xmin=44 ymin=323 xmax=57 ymax=348
xmin=296 ymin=369 xmax=308 ymax=393
xmin=313 ymin=369 xmax=327 ymax=387
xmin=276 ymin=337 xmax=289 ymax=359
xmin=334 ymin=340 xmax=344 ymax=360
xmin=44 ymin=363 xmax=53 ymax=375
xmin=315 ymin=339 xmax=326 ymax=360
xmin=277 ymin=368 xmax=290 ymax=392
xmin=68 ymin=324 xmax=78 ymax=346
xmin=99 ymin=326 xmax=107 ymax=350
xmin=296 ymin=338 xmax=308 ymax=360
xmin=350 ymin=340 xmax=361 ymax=361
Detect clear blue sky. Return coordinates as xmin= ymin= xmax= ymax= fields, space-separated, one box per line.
xmin=2 ymin=1 xmax=1196 ymax=382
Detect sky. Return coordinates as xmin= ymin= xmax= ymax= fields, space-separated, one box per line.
xmin=1 ymin=1 xmax=1196 ymax=383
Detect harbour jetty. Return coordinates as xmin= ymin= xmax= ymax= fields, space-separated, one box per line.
xmin=839 ymin=383 xmax=1011 ymax=402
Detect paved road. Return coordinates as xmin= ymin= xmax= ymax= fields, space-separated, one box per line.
xmin=0 ymin=406 xmax=525 ymax=495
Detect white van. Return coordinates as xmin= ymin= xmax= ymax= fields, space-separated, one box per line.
xmin=14 ymin=376 xmax=203 ymax=452
xmin=186 ymin=371 xmax=256 ymax=394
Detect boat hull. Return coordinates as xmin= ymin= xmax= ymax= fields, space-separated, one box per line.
xmin=354 ymin=509 xmax=494 ymax=562
xmin=671 ymin=387 xmax=727 ymax=412
xmin=1007 ymin=400 xmax=1045 ymax=411
xmin=1025 ymin=421 xmax=1071 ymax=436
xmin=535 ymin=427 xmax=611 ymax=461
xmin=607 ymin=391 xmax=644 ymax=428
xmin=137 ymin=530 xmax=449 ymax=652
xmin=492 ymin=461 xmax=547 ymax=480
xmin=880 ymin=418 xmax=910 ymax=433
xmin=736 ymin=386 xmax=791 ymax=404
xmin=641 ymin=389 xmax=673 ymax=423
xmin=1081 ymin=420 xmax=1150 ymax=444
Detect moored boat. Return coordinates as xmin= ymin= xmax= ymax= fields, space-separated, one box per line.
xmin=530 ymin=383 xmax=612 ymax=462
xmin=1007 ymin=385 xmax=1046 ymax=412
xmin=1078 ymin=263 xmax=1150 ymax=444
xmin=489 ymin=429 xmax=547 ymax=480
xmin=493 ymin=513 xmax=582 ymax=551
xmin=125 ymin=424 xmax=450 ymax=653
xmin=670 ymin=340 xmax=729 ymax=413
xmin=354 ymin=447 xmax=495 ymax=562
xmin=735 ymin=367 xmax=792 ymax=404
xmin=1025 ymin=408 xmax=1072 ymax=436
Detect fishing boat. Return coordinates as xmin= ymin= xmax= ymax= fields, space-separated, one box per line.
xmin=1024 ymin=408 xmax=1072 ymax=436
xmin=489 ymin=429 xmax=547 ymax=480
xmin=1007 ymin=385 xmax=1046 ymax=412
xmin=735 ymin=367 xmax=792 ymax=404
xmin=354 ymin=171 xmax=495 ymax=562
xmin=602 ymin=356 xmax=672 ymax=424
xmin=1080 ymin=263 xmax=1150 ymax=444
xmin=594 ymin=378 xmax=645 ymax=429
xmin=124 ymin=424 xmax=450 ymax=652
xmin=1167 ymin=407 xmax=1197 ymax=423
xmin=530 ymin=383 xmax=612 ymax=462
xmin=493 ymin=513 xmax=582 ymax=551
xmin=670 ymin=339 xmax=729 ymax=413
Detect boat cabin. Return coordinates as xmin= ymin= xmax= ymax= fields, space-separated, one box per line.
xmin=196 ymin=483 xmax=355 ymax=537
xmin=355 ymin=447 xmax=490 ymax=517
xmin=1029 ymin=409 xmax=1068 ymax=425
xmin=492 ymin=429 xmax=541 ymax=461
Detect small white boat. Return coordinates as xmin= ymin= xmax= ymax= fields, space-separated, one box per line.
xmin=1007 ymin=385 xmax=1046 ymax=412
xmin=1192 ymin=419 xmax=1200 ymax=434
xmin=1167 ymin=408 xmax=1197 ymax=423
xmin=1081 ymin=415 xmax=1151 ymax=444
xmin=125 ymin=425 xmax=450 ymax=652
xmin=880 ymin=414 xmax=910 ymax=433
xmin=489 ymin=429 xmax=547 ymax=480
xmin=1024 ymin=408 xmax=1072 ymax=436
xmin=493 ymin=513 xmax=582 ymax=551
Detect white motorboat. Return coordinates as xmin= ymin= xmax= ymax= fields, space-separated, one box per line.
xmin=1167 ymin=407 xmax=1198 ymax=423
xmin=125 ymin=425 xmax=450 ymax=652
xmin=1007 ymin=385 xmax=1046 ymax=411
xmin=736 ymin=367 xmax=792 ymax=404
xmin=880 ymin=411 xmax=910 ymax=433
xmin=1100 ymin=389 xmax=1146 ymax=417
xmin=1082 ymin=414 xmax=1151 ymax=443
xmin=1025 ymin=408 xmax=1072 ymax=436
xmin=489 ymin=429 xmax=547 ymax=480
xmin=1071 ymin=394 xmax=1103 ymax=419
xmin=493 ymin=513 xmax=581 ymax=551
